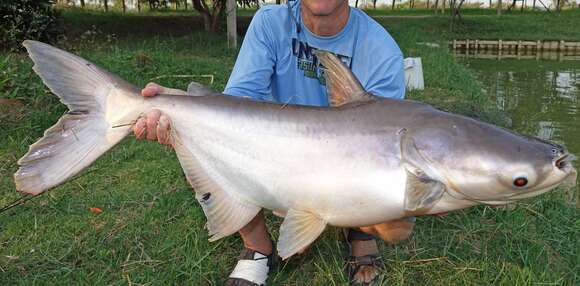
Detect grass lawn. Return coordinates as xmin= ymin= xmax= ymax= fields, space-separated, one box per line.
xmin=0 ymin=8 xmax=578 ymax=285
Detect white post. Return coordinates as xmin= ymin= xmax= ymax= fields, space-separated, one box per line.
xmin=226 ymin=0 xmax=237 ymax=49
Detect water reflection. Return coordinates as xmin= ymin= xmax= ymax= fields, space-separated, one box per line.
xmin=464 ymin=59 xmax=580 ymax=160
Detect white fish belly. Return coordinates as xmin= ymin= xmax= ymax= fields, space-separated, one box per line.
xmin=158 ymin=99 xmax=408 ymax=227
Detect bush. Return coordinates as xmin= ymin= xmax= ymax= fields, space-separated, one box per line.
xmin=0 ymin=0 xmax=61 ymax=51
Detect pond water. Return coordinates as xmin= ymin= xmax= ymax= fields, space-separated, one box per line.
xmin=462 ymin=58 xmax=579 ymax=180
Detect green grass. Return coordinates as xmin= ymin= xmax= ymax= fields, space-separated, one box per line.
xmin=373 ymin=10 xmax=580 ymax=41
xmin=1 ymin=9 xmax=579 ymax=285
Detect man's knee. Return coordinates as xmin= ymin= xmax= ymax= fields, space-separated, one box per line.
xmin=358 ymin=217 xmax=416 ymax=244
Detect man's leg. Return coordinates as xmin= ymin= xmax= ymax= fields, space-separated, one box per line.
xmin=348 ymin=217 xmax=416 ymax=285
xmin=238 ymin=211 xmax=273 ymax=255
xmin=358 ymin=217 xmax=416 ymax=244
xmin=347 ymin=229 xmax=382 ymax=285
xmin=226 ymin=211 xmax=275 ymax=286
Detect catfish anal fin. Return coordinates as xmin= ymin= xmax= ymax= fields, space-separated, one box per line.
xmin=173 ymin=135 xmax=261 ymax=241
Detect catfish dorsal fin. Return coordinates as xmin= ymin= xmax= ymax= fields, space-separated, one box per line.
xmin=187 ymin=81 xmax=215 ymax=96
xmin=315 ymin=50 xmax=373 ymax=107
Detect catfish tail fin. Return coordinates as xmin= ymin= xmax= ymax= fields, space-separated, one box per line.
xmin=15 ymin=40 xmax=145 ymax=195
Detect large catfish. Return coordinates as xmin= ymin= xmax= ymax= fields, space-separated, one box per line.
xmin=15 ymin=41 xmax=577 ymax=259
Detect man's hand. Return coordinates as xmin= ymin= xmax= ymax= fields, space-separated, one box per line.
xmin=141 ymin=82 xmax=189 ymax=97
xmin=141 ymin=82 xmax=165 ymax=97
xmin=133 ymin=82 xmax=184 ymax=146
xmin=134 ymin=109 xmax=172 ymax=145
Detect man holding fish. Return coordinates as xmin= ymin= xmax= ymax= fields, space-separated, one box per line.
xmin=134 ymin=0 xmax=408 ymax=284
xmin=17 ymin=15 xmax=577 ymax=286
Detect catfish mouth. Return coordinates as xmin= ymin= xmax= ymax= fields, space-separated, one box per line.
xmin=444 ymin=162 xmax=577 ymax=206
xmin=555 ymin=153 xmax=576 ymax=171
xmin=453 ymin=178 xmax=572 ymax=206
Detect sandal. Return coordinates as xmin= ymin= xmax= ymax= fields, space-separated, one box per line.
xmin=344 ymin=229 xmax=384 ymax=286
xmin=225 ymin=248 xmax=278 ymax=286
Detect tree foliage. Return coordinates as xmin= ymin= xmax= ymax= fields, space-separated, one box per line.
xmin=237 ymin=0 xmax=260 ymax=8
xmin=192 ymin=0 xmax=226 ymax=32
xmin=0 ymin=0 xmax=61 ymax=51
xmin=145 ymin=0 xmax=170 ymax=9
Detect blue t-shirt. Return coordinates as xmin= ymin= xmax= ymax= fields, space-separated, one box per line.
xmin=224 ymin=1 xmax=405 ymax=107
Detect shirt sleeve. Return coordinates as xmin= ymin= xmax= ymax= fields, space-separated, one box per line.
xmin=223 ymin=9 xmax=276 ymax=100
xmin=365 ymin=53 xmax=406 ymax=100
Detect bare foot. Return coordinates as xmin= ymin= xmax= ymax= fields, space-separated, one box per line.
xmin=352 ymin=264 xmax=380 ymax=284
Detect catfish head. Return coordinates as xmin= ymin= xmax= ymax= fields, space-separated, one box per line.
xmin=313 ymin=49 xmax=577 ymax=213
xmin=400 ymin=110 xmax=577 ymax=213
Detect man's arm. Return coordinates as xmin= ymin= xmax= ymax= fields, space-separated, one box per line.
xmin=353 ymin=21 xmax=406 ymax=100
xmin=365 ymin=54 xmax=405 ymax=100
xmin=133 ymin=9 xmax=277 ymax=144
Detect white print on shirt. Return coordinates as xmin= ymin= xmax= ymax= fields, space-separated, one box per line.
xmin=291 ymin=38 xmax=352 ymax=86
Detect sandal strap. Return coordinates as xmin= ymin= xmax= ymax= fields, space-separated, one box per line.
xmin=229 ymin=260 xmax=269 ymax=285
xmin=347 ymin=254 xmax=382 ymax=267
xmin=228 ymin=249 xmax=276 ymax=286
xmin=347 ymin=228 xmax=376 ymax=242
xmin=343 ymin=229 xmax=383 ymax=286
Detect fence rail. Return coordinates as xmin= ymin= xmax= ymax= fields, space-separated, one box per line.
xmin=450 ymin=39 xmax=580 ymax=53
xmin=452 ymin=49 xmax=580 ymax=61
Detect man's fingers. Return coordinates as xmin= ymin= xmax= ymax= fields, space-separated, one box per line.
xmin=141 ymin=82 xmax=188 ymax=97
xmin=146 ymin=117 xmax=158 ymax=141
xmin=133 ymin=109 xmax=171 ymax=145
xmin=145 ymin=110 xmax=161 ymax=141
xmin=142 ymin=82 xmax=163 ymax=97
xmin=157 ymin=114 xmax=171 ymax=145
xmin=133 ymin=118 xmax=147 ymax=139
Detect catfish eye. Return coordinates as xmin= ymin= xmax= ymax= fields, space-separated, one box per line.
xmin=513 ymin=177 xmax=528 ymax=188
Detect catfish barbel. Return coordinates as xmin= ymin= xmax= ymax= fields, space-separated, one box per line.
xmin=15 ymin=41 xmax=577 ymax=259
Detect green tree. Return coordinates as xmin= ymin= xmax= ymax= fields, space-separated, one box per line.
xmin=0 ymin=0 xmax=61 ymax=50
xmin=192 ymin=0 xmax=226 ymax=32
